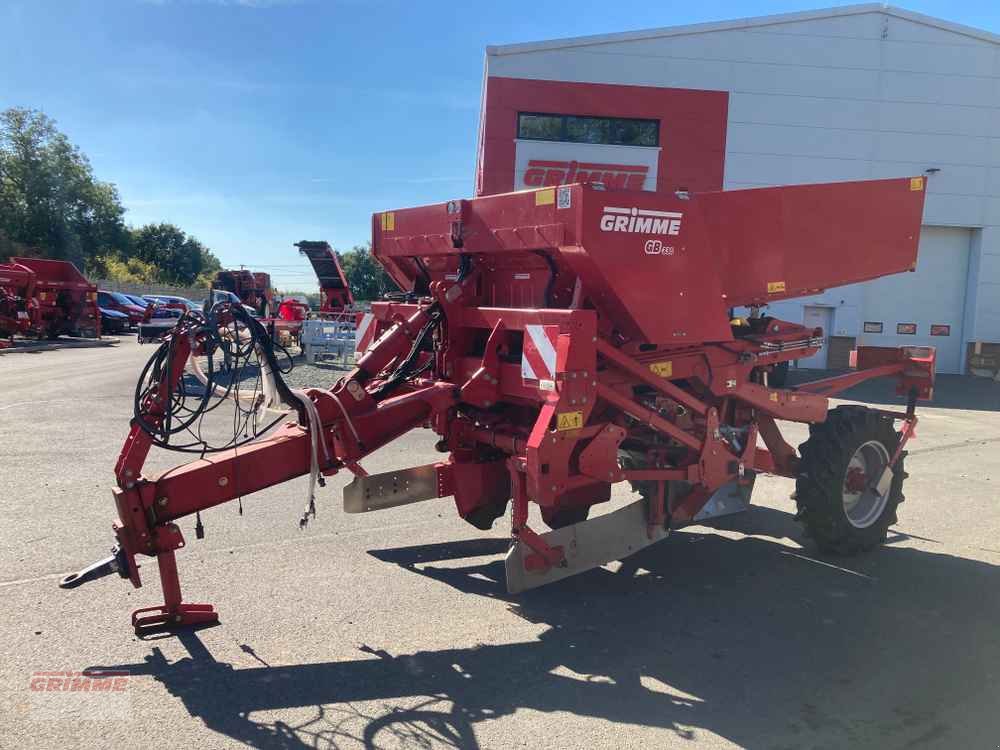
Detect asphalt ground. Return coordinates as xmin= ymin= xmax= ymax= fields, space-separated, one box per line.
xmin=2 ymin=336 xmax=1000 ymax=749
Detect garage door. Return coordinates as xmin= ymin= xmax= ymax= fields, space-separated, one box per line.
xmin=859 ymin=226 xmax=970 ymax=374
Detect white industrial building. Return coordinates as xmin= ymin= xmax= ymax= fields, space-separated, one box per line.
xmin=477 ymin=4 xmax=1000 ymax=374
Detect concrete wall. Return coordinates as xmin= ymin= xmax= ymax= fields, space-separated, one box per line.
xmin=486 ymin=7 xmax=1000 ymax=361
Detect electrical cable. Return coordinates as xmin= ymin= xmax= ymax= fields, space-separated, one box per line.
xmin=132 ymin=302 xmax=296 ymax=454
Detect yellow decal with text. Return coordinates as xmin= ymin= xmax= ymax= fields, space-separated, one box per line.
xmin=556 ymin=411 xmax=584 ymax=431
xmin=649 ymin=360 xmax=673 ymax=378
xmin=535 ymin=188 xmax=555 ymax=206
xmin=380 ymin=212 xmax=395 ymax=231
xmin=769 ymin=392 xmax=779 ymax=402
xmin=910 ymin=177 xmax=924 ymax=191
xmin=767 ymin=280 xmax=786 ymax=294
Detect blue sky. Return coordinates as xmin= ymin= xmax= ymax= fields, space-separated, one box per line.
xmin=2 ymin=0 xmax=998 ymax=290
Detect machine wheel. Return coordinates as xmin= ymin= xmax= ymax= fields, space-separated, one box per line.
xmin=541 ymin=506 xmax=590 ymax=530
xmin=795 ymin=405 xmax=905 ymax=555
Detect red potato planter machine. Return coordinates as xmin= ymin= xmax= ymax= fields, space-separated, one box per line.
xmin=63 ymin=177 xmax=935 ymax=631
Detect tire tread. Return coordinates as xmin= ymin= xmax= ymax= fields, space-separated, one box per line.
xmin=795 ymin=405 xmax=905 ymax=555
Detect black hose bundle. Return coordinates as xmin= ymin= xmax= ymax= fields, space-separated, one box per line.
xmin=367 ymin=254 xmax=470 ymax=401
xmin=133 ymin=303 xmax=297 ymax=454
xmin=369 ymin=306 xmax=442 ymax=401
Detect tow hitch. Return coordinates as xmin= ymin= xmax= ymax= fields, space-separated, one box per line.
xmin=59 ymin=546 xmax=130 ymax=589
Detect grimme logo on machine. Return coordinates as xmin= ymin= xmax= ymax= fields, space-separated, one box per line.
xmin=523 ymin=160 xmax=649 ymax=190
xmin=600 ymin=206 xmax=682 ymax=236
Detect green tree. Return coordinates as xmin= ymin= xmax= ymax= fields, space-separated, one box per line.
xmin=339 ymin=244 xmax=396 ymax=300
xmin=87 ymin=253 xmax=159 ymax=284
xmin=195 ymin=247 xmax=222 ymax=287
xmin=130 ymin=222 xmax=218 ymax=286
xmin=0 ymin=107 xmax=126 ymax=264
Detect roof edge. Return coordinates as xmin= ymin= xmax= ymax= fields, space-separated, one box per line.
xmin=485 ymin=4 xmax=1000 ymax=56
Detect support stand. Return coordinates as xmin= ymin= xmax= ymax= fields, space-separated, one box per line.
xmin=131 ymin=550 xmax=218 ymax=632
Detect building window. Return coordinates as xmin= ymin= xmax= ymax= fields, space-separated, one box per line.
xmin=566 ymin=116 xmax=610 ymax=144
xmin=517 ymin=114 xmax=563 ymax=141
xmin=897 ymin=323 xmax=917 ymax=335
xmin=930 ymin=324 xmax=951 ymax=336
xmin=863 ymin=321 xmax=883 ymax=334
xmin=518 ymin=113 xmax=660 ymax=147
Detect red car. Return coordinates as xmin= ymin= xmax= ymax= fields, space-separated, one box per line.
xmin=97 ymin=290 xmax=146 ymax=327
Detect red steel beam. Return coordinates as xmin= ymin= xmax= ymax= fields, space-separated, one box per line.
xmin=794 ymin=363 xmax=904 ymax=396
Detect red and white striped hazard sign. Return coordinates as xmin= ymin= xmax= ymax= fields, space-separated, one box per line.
xmin=521 ymin=324 xmax=559 ymax=382
xmin=354 ymin=312 xmax=377 ymax=357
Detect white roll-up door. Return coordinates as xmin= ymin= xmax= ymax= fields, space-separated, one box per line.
xmin=859 ymin=227 xmax=971 ymax=374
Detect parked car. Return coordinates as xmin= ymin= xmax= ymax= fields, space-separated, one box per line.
xmin=99 ymin=307 xmax=130 ymax=334
xmin=97 ymin=291 xmax=145 ymax=327
xmin=142 ymin=296 xmax=180 ymax=320
xmin=136 ymin=295 xmax=201 ymax=343
xmin=206 ymin=289 xmax=260 ymax=318
xmin=142 ymin=295 xmax=200 ymax=318
xmin=121 ymin=293 xmax=151 ymax=309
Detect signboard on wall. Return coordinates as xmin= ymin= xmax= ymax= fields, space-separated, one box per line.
xmin=514 ymin=140 xmax=660 ymax=192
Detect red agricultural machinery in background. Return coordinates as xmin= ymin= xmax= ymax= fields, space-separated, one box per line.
xmin=211 ymin=268 xmax=274 ymax=317
xmin=0 ymin=257 xmax=100 ymax=345
xmin=296 ymin=240 xmax=354 ymax=314
xmin=63 ymin=176 xmax=935 ymax=632
xmin=269 ymin=240 xmax=357 ymax=349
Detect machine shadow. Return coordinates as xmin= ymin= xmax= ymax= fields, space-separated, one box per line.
xmin=788 ymin=370 xmax=1000 ymax=412
xmin=93 ymin=507 xmax=1000 ymax=749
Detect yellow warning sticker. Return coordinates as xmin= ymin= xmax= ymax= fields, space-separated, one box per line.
xmin=556 ymin=411 xmax=584 ymax=431
xmin=767 ymin=280 xmax=786 ymax=294
xmin=380 ymin=212 xmax=395 ymax=231
xmin=769 ymin=392 xmax=779 ymax=402
xmin=910 ymin=177 xmax=924 ymax=191
xmin=535 ymin=188 xmax=555 ymax=206
xmin=649 ymin=360 xmax=673 ymax=378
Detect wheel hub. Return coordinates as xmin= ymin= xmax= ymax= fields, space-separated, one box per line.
xmin=842 ymin=440 xmax=891 ymax=529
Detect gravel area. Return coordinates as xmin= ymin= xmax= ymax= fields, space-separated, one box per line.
xmin=281 ymin=350 xmax=355 ymax=390
xmin=178 ymin=345 xmax=355 ymax=396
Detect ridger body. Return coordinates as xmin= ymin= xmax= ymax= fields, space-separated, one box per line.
xmin=64 ymin=177 xmax=935 ymax=631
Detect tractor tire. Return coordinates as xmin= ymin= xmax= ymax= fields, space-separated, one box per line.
xmin=795 ymin=405 xmax=906 ymax=555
